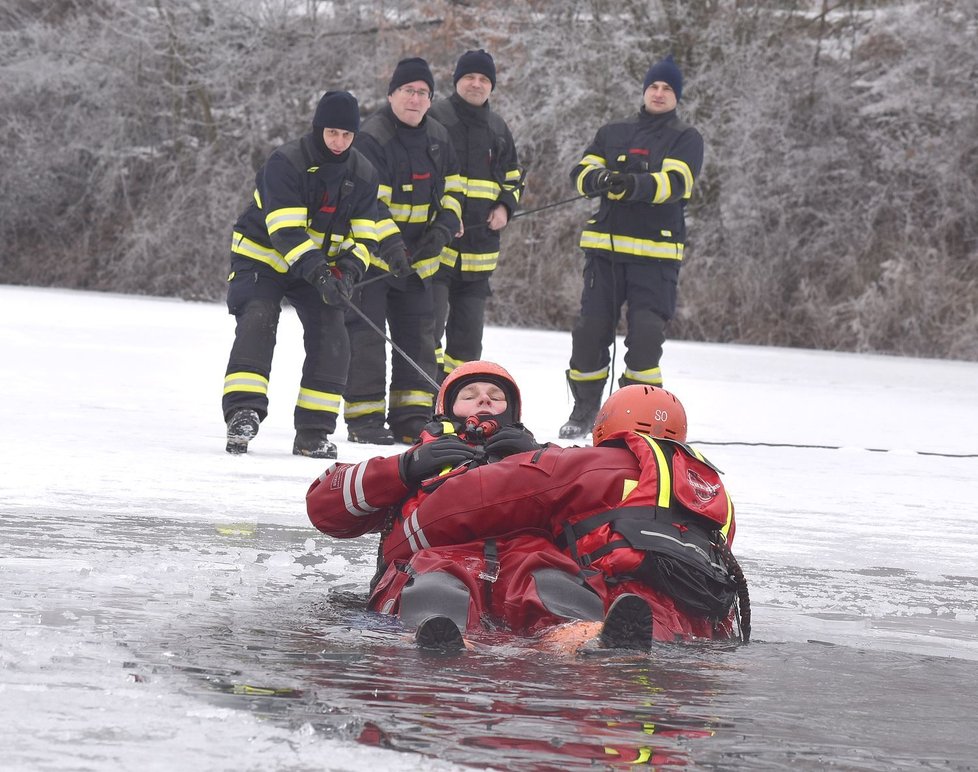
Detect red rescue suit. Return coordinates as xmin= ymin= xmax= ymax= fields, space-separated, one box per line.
xmin=307 ymin=430 xmax=740 ymax=641
xmin=383 ymin=431 xmax=740 ymax=641
xmin=306 ymin=421 xmax=603 ymax=636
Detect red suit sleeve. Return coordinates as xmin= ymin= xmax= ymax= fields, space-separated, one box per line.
xmin=306 ymin=455 xmax=408 ymax=538
xmin=382 ymin=445 xmax=640 ymax=561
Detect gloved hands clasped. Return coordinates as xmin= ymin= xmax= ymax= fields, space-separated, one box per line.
xmin=399 ymin=434 xmax=479 ymax=486
xmin=483 ymin=423 xmax=542 ymax=458
xmin=586 ymin=169 xmax=639 ymax=201
xmin=411 ymin=223 xmax=453 ymax=265
xmin=606 ymin=172 xmax=637 ymax=200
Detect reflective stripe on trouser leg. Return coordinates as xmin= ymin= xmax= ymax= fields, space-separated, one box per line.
xmin=344 ymin=277 xmax=389 ymax=426
xmin=290 ymin=286 xmax=348 ymax=433
xmin=569 ymin=252 xmax=623 ymax=392
xmin=386 ymin=281 xmax=437 ymax=429
xmin=438 ymin=274 xmax=489 ymax=375
xmin=222 ymin=297 xmax=281 ymax=421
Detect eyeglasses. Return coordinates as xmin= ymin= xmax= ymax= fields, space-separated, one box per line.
xmin=397 ymin=86 xmax=431 ymax=100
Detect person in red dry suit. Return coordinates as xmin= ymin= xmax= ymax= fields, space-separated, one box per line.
xmin=306 ymin=360 xmax=613 ymax=648
xmin=387 ymin=384 xmax=749 ymax=646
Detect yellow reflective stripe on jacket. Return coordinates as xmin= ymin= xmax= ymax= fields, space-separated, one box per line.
xmin=231 ymin=232 xmax=291 ymax=273
xmin=579 ymin=230 xmax=685 ymax=261
xmin=375 ymin=218 xmax=401 ymax=241
xmin=411 ymin=254 xmax=442 ymax=280
xmin=265 ymin=206 xmax=308 ymax=234
xmin=390 ymin=390 xmax=433 ymax=409
xmin=662 ymin=157 xmax=694 ymax=199
xmin=377 ymin=184 xmax=394 ymax=206
xmin=464 ymin=177 xmax=503 ymax=201
xmin=574 ymin=153 xmax=607 ymax=194
xmin=439 ymin=246 xmax=499 ymax=272
xmin=223 ymin=371 xmax=269 ymax=396
xmin=388 ymin=201 xmax=431 ymax=224
xmin=344 ymin=399 xmax=385 ymax=419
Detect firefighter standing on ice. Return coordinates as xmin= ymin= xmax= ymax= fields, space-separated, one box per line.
xmin=221 ymin=90 xmax=379 ymax=459
xmin=561 ymin=55 xmax=704 ymax=439
xmin=427 ymin=49 xmax=524 ymax=382
xmin=343 ymin=57 xmax=464 ymax=446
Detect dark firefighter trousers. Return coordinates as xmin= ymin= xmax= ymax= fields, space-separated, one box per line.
xmin=569 ymin=250 xmax=678 ymax=399
xmin=223 ymin=257 xmax=348 ymax=432
xmin=344 ymin=269 xmax=438 ymax=435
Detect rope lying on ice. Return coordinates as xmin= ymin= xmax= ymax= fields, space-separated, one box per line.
xmin=689 ymin=440 xmax=978 ymax=459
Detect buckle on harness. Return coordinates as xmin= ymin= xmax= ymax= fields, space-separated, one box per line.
xmin=478 ymin=561 xmax=500 ymax=583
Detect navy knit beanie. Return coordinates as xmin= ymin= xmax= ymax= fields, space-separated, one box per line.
xmin=643 ymin=54 xmax=683 ymax=101
xmin=453 ymin=49 xmax=496 ymax=90
xmin=312 ymin=90 xmax=360 ymax=132
xmin=387 ymin=57 xmax=435 ymax=96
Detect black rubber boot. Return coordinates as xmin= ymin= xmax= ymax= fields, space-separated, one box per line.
xmin=558 ymin=370 xmax=603 ymax=440
xmin=292 ymin=429 xmax=337 ymax=459
xmin=347 ymin=421 xmax=395 ymax=445
xmin=599 ymin=594 xmax=653 ymax=650
xmin=415 ymin=615 xmax=464 ymax=652
xmin=226 ymin=409 xmax=260 ymax=454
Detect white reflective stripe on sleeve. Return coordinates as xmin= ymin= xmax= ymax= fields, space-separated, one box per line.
xmin=343 ymin=462 xmax=379 ymax=517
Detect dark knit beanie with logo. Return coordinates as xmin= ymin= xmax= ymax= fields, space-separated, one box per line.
xmin=453 ymin=49 xmax=496 ymax=90
xmin=387 ymin=57 xmax=435 ymax=96
xmin=643 ymin=54 xmax=683 ymax=102
xmin=312 ymin=90 xmax=360 ymax=132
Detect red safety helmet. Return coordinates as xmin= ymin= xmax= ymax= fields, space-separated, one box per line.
xmin=435 ymin=360 xmax=522 ymax=421
xmin=591 ymin=384 xmax=688 ymax=446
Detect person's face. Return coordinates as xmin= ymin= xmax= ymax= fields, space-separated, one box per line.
xmin=643 ymin=81 xmax=678 ymax=114
xmin=452 ymin=381 xmax=507 ymax=419
xmin=321 ymin=127 xmax=355 ymax=155
xmin=455 ymin=73 xmax=492 ymax=107
xmin=388 ymin=80 xmax=432 ymax=126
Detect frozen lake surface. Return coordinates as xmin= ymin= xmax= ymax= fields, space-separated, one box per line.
xmin=2 ymin=286 xmax=977 ymax=770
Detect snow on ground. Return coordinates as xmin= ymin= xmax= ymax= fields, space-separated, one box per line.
xmin=2 ymin=285 xmax=977 ymax=769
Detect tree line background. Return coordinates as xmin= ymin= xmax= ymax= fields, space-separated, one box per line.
xmin=2 ymin=0 xmax=976 ymax=360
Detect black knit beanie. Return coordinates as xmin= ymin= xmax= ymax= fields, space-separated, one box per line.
xmin=643 ymin=54 xmax=683 ymax=102
xmin=453 ymin=49 xmax=496 ymax=90
xmin=387 ymin=57 xmax=435 ymax=96
xmin=312 ymin=90 xmax=360 ymax=132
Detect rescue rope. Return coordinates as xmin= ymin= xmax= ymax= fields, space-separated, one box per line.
xmin=718 ymin=542 xmax=751 ymax=643
xmin=340 ymin=295 xmax=441 ymax=391
xmin=690 ymin=440 xmax=978 ymax=459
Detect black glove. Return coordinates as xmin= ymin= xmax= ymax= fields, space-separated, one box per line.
xmin=483 ymin=424 xmax=542 ymax=458
xmin=399 ymin=435 xmax=479 ymax=486
xmin=606 ymin=172 xmax=637 ymax=201
xmin=586 ymin=169 xmax=613 ymax=197
xmin=380 ymin=239 xmax=411 ymax=278
xmin=307 ymin=257 xmax=357 ymax=306
xmin=411 ymin=223 xmax=452 ymax=265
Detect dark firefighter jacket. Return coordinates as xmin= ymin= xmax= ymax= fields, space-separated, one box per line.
xmin=353 ymin=105 xmax=463 ymax=281
xmin=571 ymin=107 xmax=703 ymax=263
xmin=427 ymin=93 xmax=523 ymax=279
xmin=230 ymin=133 xmax=379 ymax=276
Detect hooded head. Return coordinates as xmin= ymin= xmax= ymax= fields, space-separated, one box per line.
xmin=312 ymin=90 xmax=360 ymax=133
xmin=643 ymin=54 xmax=683 ymax=102
xmin=453 ymin=49 xmax=496 ymax=91
xmin=387 ymin=56 xmax=435 ymax=96
xmin=436 ymin=360 xmax=522 ymax=428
